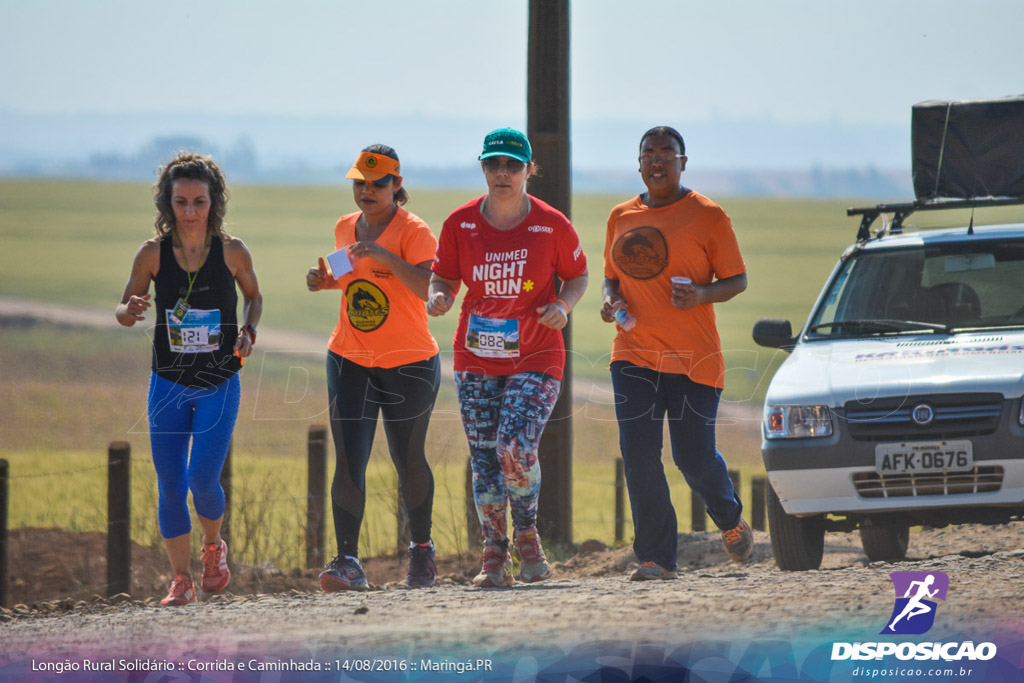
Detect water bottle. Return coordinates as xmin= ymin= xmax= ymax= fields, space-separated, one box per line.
xmin=613 ymin=307 xmax=636 ymax=331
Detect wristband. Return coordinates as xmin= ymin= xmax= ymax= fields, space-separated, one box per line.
xmin=241 ymin=324 xmax=257 ymax=344
xmin=555 ymin=298 xmax=570 ymax=316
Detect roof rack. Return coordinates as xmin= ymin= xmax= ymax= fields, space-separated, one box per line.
xmin=847 ymin=196 xmax=1024 ymax=242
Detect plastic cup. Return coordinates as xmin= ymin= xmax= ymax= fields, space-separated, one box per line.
xmin=671 ymin=276 xmax=693 ymax=286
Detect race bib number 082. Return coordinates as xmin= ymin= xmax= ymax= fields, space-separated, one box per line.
xmin=466 ymin=314 xmax=520 ymax=358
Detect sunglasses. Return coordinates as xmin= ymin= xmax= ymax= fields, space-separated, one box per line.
xmin=639 ymin=151 xmax=685 ymax=165
xmin=353 ymin=175 xmax=394 ymax=188
xmin=481 ymin=158 xmax=526 ymax=174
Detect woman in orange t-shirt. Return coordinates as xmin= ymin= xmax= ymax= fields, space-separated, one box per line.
xmin=601 ymin=126 xmax=753 ymax=581
xmin=306 ymin=144 xmax=439 ymax=591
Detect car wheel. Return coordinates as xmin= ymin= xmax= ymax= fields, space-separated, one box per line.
xmin=766 ymin=482 xmax=825 ymax=571
xmin=859 ymin=522 xmax=910 ymax=562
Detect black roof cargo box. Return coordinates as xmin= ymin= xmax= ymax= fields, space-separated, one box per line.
xmin=912 ymin=96 xmax=1024 ymax=201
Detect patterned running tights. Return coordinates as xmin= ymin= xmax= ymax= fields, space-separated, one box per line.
xmin=454 ymin=370 xmax=561 ymax=546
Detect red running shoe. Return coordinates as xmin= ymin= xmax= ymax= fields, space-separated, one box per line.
xmin=200 ymin=539 xmax=231 ymax=593
xmin=160 ymin=574 xmax=197 ymax=607
xmin=513 ymin=526 xmax=552 ymax=583
xmin=473 ymin=543 xmax=514 ymax=588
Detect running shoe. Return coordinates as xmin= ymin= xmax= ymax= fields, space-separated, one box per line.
xmin=473 ymin=543 xmax=514 ymax=588
xmin=406 ymin=542 xmax=437 ymax=587
xmin=160 ymin=574 xmax=197 ymax=606
xmin=628 ymin=561 xmax=678 ymax=581
xmin=200 ymin=539 xmax=231 ymax=593
xmin=319 ymin=555 xmax=369 ymax=592
xmin=513 ymin=526 xmax=552 ymax=583
xmin=722 ymin=518 xmax=754 ymax=562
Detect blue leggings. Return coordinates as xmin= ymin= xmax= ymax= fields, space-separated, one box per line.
xmin=611 ymin=361 xmax=742 ymax=570
xmin=148 ymin=372 xmax=240 ymax=539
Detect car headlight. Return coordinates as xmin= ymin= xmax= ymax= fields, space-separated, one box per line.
xmin=764 ymin=405 xmax=833 ymax=439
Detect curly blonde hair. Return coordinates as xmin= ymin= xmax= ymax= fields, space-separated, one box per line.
xmin=153 ymin=152 xmax=230 ymax=237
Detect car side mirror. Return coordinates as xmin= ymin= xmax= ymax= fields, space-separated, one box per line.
xmin=753 ymin=318 xmax=796 ymax=351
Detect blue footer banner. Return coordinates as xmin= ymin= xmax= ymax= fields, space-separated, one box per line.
xmin=2 ymin=634 xmax=1022 ymax=682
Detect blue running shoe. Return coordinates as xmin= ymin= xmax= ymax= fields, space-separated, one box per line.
xmin=319 ymin=555 xmax=369 ymax=592
xmin=406 ymin=542 xmax=436 ymax=587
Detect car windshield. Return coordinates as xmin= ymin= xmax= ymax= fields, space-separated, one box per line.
xmin=807 ymin=237 xmax=1024 ymax=338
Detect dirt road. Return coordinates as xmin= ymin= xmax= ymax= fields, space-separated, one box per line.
xmin=3 ymin=296 xmax=1023 ymax=680
xmin=2 ymin=524 xmax=1022 ymax=680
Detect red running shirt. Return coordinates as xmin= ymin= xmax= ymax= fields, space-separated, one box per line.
xmin=432 ymin=195 xmax=587 ymax=380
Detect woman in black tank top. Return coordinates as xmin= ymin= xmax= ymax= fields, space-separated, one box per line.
xmin=115 ymin=152 xmax=263 ymax=607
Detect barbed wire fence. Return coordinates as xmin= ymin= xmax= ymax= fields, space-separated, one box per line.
xmin=0 ymin=435 xmax=767 ymax=607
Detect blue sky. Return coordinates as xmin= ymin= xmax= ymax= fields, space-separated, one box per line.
xmin=1 ymin=0 xmax=1022 ymax=171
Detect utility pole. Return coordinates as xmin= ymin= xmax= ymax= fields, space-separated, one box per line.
xmin=527 ymin=0 xmax=573 ymax=547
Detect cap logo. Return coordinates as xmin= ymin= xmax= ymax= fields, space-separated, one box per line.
xmin=365 ymin=156 xmax=378 ymax=168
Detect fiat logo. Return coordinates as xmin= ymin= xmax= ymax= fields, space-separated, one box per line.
xmin=912 ymin=403 xmax=935 ymax=426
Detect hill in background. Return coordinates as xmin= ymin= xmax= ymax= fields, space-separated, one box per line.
xmin=0 ymin=110 xmax=912 ymax=198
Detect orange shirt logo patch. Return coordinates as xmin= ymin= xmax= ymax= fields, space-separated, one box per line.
xmin=612 ymin=227 xmax=669 ymax=280
xmin=345 ymin=279 xmax=390 ymax=332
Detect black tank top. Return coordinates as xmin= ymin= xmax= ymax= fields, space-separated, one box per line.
xmin=152 ymin=233 xmax=241 ymax=387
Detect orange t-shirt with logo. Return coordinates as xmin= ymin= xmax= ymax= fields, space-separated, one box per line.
xmin=603 ymin=191 xmax=746 ymax=388
xmin=327 ymin=207 xmax=439 ymax=368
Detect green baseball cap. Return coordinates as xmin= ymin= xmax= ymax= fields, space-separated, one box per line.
xmin=479 ymin=127 xmax=532 ymax=163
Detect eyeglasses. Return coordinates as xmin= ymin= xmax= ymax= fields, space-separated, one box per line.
xmin=481 ymin=158 xmax=527 ymax=174
xmin=639 ymin=151 xmax=685 ymax=164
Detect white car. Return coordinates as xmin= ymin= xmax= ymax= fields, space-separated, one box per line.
xmin=754 ymin=200 xmax=1024 ymax=570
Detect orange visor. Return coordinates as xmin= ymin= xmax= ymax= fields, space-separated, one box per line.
xmin=345 ymin=152 xmax=401 ymax=181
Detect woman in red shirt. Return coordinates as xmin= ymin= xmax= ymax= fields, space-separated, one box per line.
xmin=428 ymin=128 xmax=589 ymax=587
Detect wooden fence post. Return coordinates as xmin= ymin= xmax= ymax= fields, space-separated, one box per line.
xmin=614 ymin=458 xmax=626 ymax=543
xmin=465 ymin=459 xmax=482 ymax=551
xmin=219 ymin=441 xmax=232 ymax=547
xmin=396 ymin=476 xmax=410 ymax=553
xmin=751 ymin=476 xmax=767 ymax=532
xmin=691 ymin=489 xmax=706 ymax=532
xmin=107 ymin=442 xmax=131 ymax=597
xmin=306 ymin=425 xmax=328 ymax=569
xmin=0 ymin=459 xmax=8 ymax=607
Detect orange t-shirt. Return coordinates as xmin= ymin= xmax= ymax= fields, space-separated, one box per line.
xmin=603 ymin=191 xmax=746 ymax=388
xmin=327 ymin=207 xmax=439 ymax=368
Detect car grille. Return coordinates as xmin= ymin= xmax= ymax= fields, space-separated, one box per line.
xmin=852 ymin=466 xmax=1004 ymax=498
xmin=843 ymin=393 xmax=1003 ymax=441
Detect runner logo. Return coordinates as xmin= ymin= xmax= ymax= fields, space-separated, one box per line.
xmin=881 ymin=571 xmax=948 ymax=635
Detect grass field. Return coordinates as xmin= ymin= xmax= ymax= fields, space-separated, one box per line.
xmin=2 ymin=447 xmax=767 ymax=568
xmin=0 ymin=178 xmax=865 ymax=402
xmin=0 ymin=320 xmax=764 ymax=566
xmin=6 ymin=179 xmax=1018 ymax=401
xmin=4 ymin=178 xmax=1021 ymax=568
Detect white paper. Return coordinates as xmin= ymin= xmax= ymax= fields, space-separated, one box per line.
xmin=325 ymin=248 xmax=353 ymax=278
